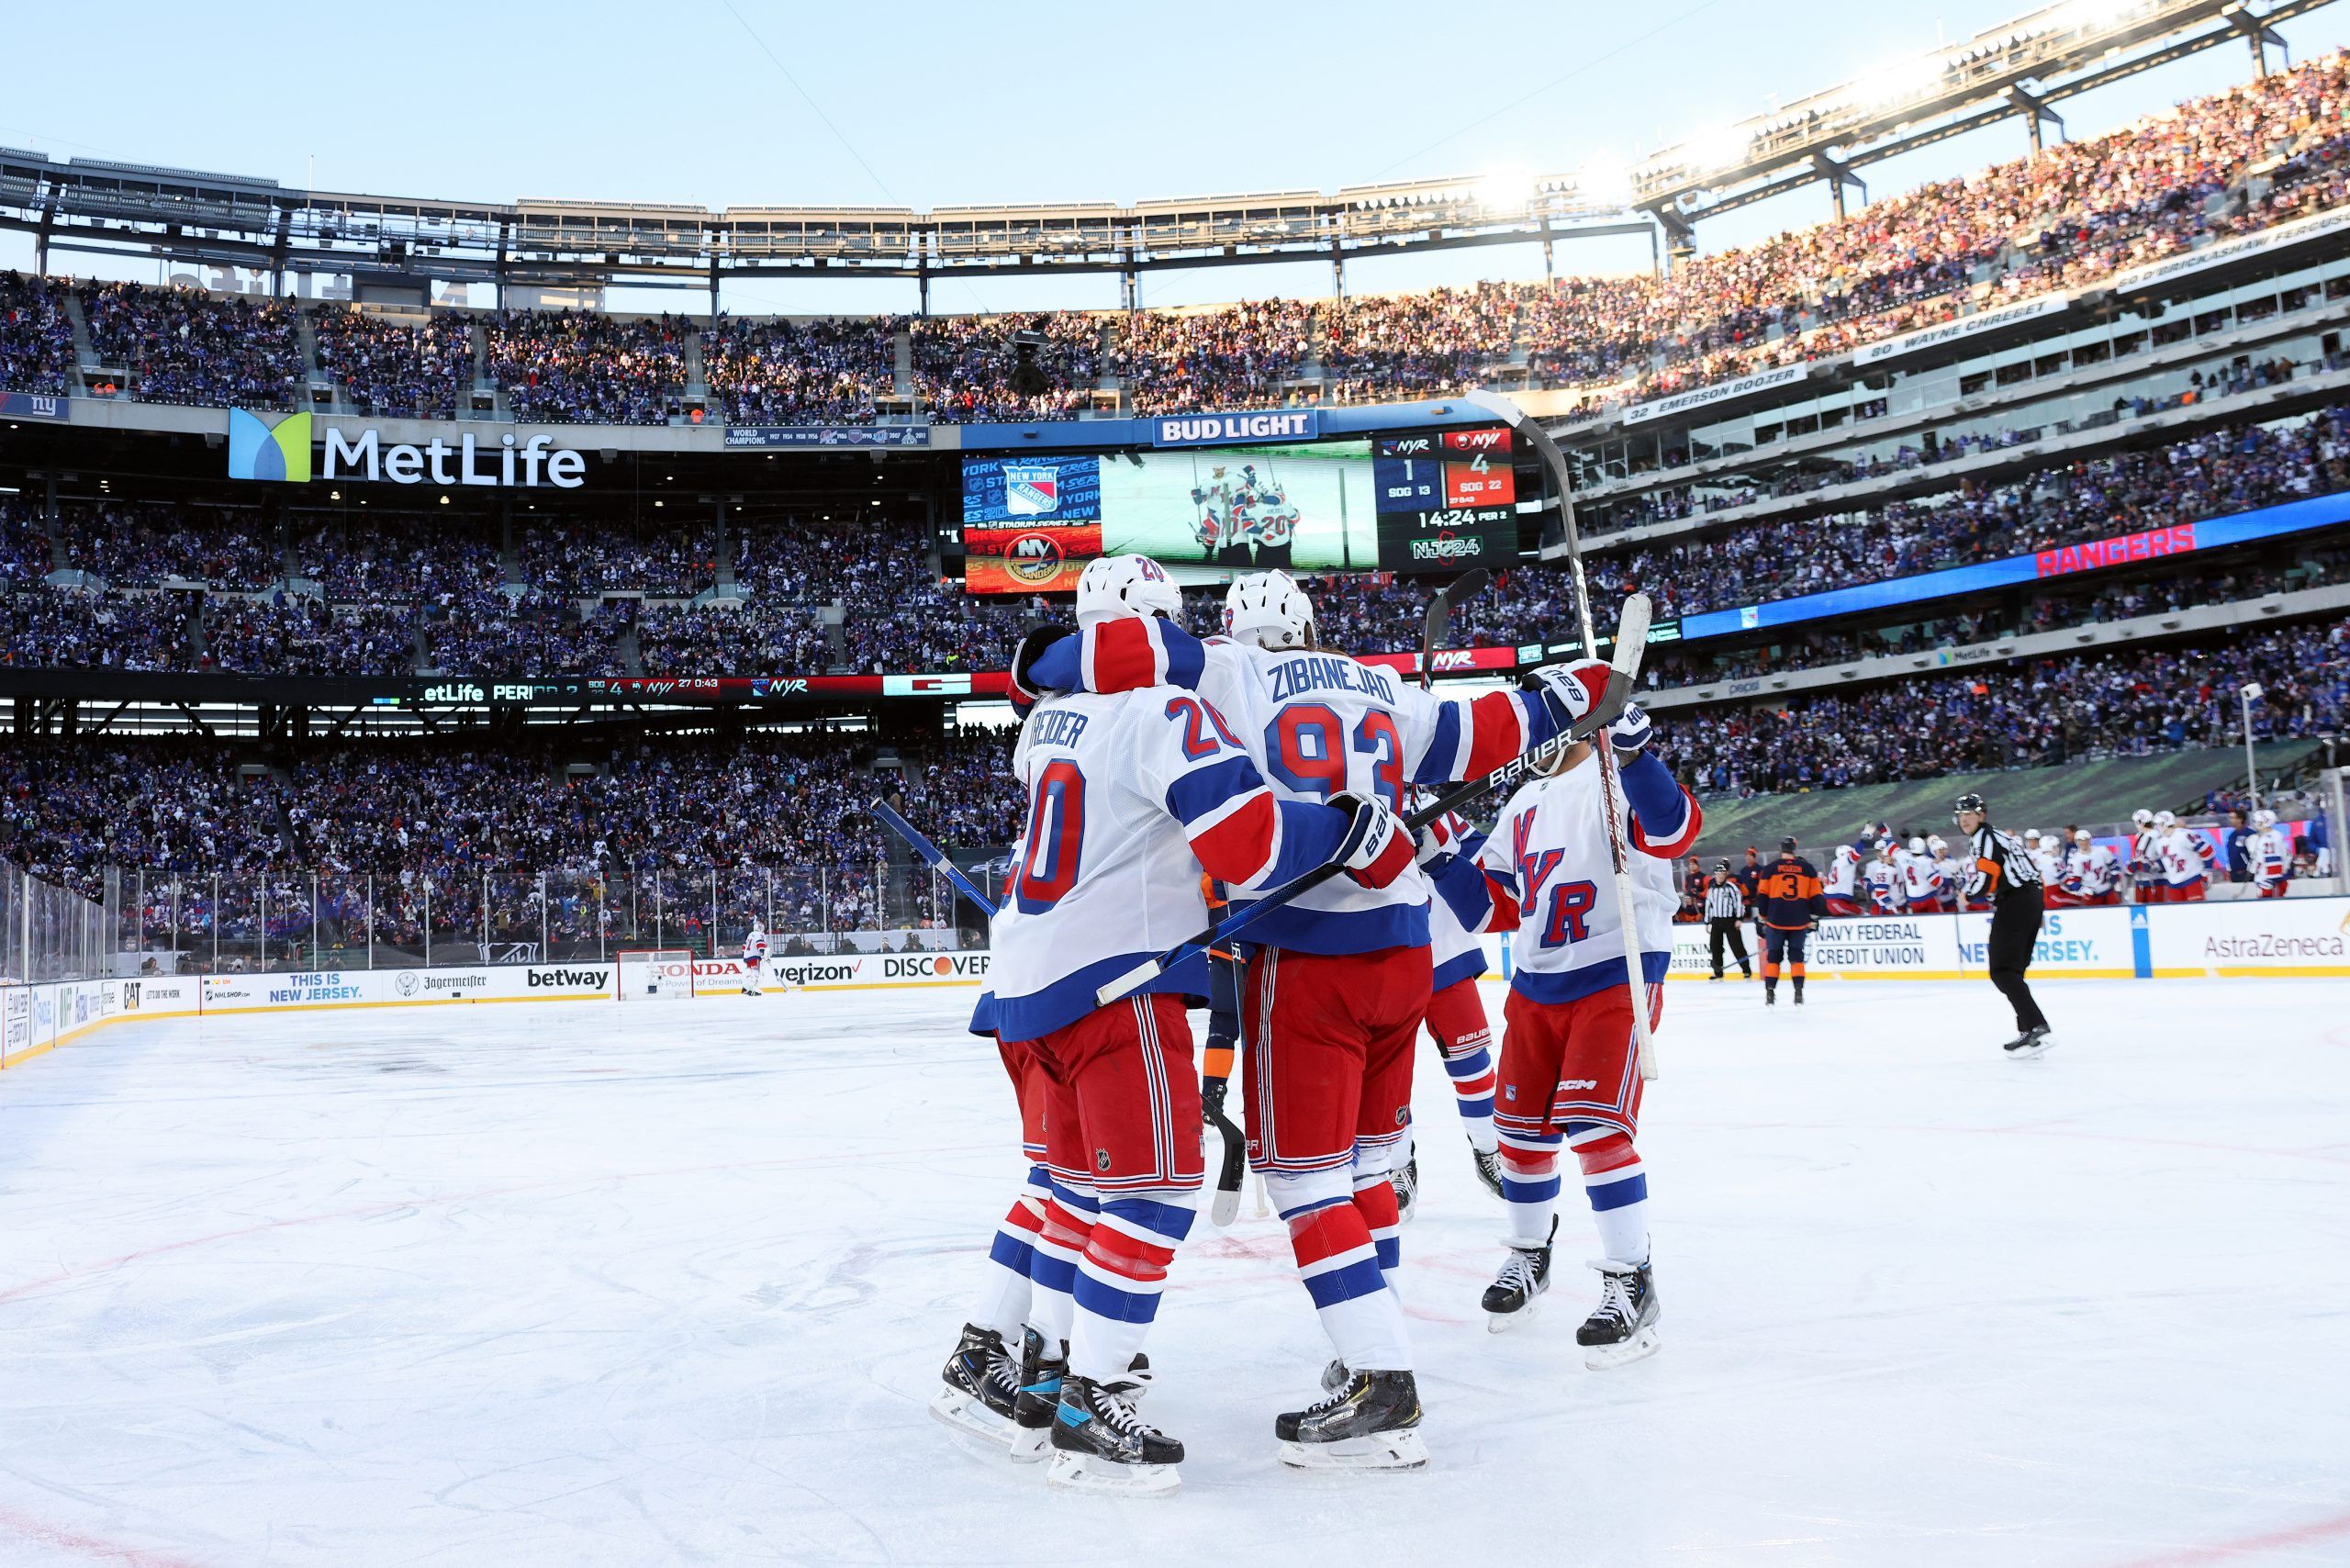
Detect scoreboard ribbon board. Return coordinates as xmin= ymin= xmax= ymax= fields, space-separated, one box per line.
xmin=1370 ymin=428 xmax=1516 ymax=573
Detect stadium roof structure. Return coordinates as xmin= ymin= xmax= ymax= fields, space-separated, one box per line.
xmin=0 ymin=0 xmax=2331 ymax=307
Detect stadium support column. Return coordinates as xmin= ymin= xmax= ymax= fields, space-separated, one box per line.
xmin=1645 ymin=205 xmax=1695 ymax=277
xmin=1812 ymin=150 xmax=1865 ymax=221
xmin=2226 ymin=4 xmax=2288 ymax=76
xmin=709 ymin=258 xmax=722 ymax=327
xmin=2008 ymin=83 xmax=2063 ymax=153
xmin=1330 ymin=239 xmax=1345 ymax=304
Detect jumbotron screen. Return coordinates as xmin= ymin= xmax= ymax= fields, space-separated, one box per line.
xmin=959 ymin=429 xmax=1516 ymax=594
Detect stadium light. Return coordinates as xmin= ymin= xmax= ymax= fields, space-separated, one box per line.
xmin=1857 ymin=50 xmax=1949 ymax=106
xmin=1575 ymin=156 xmax=1633 ymax=209
xmin=1473 ymin=168 xmax=1532 ymax=217
xmin=1686 ymin=125 xmax=1751 ymax=173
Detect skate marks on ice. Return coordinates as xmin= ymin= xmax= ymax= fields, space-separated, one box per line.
xmin=0 ymin=982 xmax=2345 ymax=1565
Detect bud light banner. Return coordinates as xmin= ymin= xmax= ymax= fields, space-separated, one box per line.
xmin=961 ymin=455 xmax=1102 ymax=594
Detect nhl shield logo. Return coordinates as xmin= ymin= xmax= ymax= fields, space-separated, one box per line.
xmin=1094 ymin=1148 xmax=1113 ymax=1173
xmin=1005 ymin=465 xmax=1060 ymax=517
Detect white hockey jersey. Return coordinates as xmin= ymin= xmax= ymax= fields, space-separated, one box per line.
xmin=1898 ymin=851 xmax=1946 ymax=907
xmin=2131 ymin=830 xmax=2163 ymax=883
xmin=1826 ymin=844 xmax=1862 ymax=899
xmin=1433 ymin=748 xmax=1697 ymax=1004
xmin=989 ymin=664 xmax=1348 ymax=1042
xmin=2068 ymin=843 xmax=2119 ymax=897
xmin=741 ymin=929 xmax=768 ymax=966
xmin=2251 ymin=826 xmax=2291 ymax=888
xmin=1862 ymin=859 xmax=1906 ymax=913
xmin=2156 ymin=827 xmax=2211 ymax=888
xmin=1030 ymin=618 xmax=1566 ymax=957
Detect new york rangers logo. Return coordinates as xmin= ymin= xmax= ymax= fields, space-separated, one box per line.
xmin=1004 ymin=465 xmax=1060 ymax=517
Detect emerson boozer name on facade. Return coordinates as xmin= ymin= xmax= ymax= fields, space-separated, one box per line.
xmin=324 ymin=429 xmax=588 ymax=488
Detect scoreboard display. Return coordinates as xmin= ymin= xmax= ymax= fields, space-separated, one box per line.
xmin=1371 ymin=427 xmax=1517 ymax=572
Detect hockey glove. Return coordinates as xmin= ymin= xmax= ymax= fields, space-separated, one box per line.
xmin=1331 ymin=792 xmax=1415 ymax=890
xmin=1202 ymin=1075 xmax=1229 ymax=1120
xmin=1413 ymin=809 xmax=1472 ymax=867
xmin=1008 ymin=623 xmax=1075 ymax=712
xmin=1605 ymin=701 xmax=1652 ymax=758
xmin=1522 ymin=658 xmax=1616 ymax=730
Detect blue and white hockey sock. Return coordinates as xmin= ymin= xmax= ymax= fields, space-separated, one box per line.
xmin=1427 ymin=986 xmax=1500 ymax=1155
xmin=1496 ymin=1128 xmax=1562 ymax=1248
xmin=1268 ymin=1166 xmax=1413 ymax=1373
xmin=1569 ymin=1120 xmax=1649 ymax=1264
xmin=1068 ymin=1189 xmax=1196 ymax=1383
xmin=970 ymin=1162 xmax=1047 ymax=1343
xmin=1027 ymin=1177 xmax=1098 ymax=1351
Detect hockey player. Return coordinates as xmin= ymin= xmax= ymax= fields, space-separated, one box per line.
xmin=739 ymin=920 xmax=768 ymax=996
xmin=1023 ymin=566 xmax=1585 ymax=1470
xmin=1954 ymin=793 xmax=2052 ymax=1057
xmin=1862 ymin=838 xmax=1906 ymax=913
xmin=1900 ymin=835 xmax=1948 ymax=914
xmin=2023 ymin=830 xmax=2064 ymax=890
xmin=980 ymin=554 xmax=1391 ymax=1494
xmin=1754 ymin=837 xmax=1829 ymax=1006
xmin=1823 ymin=841 xmax=1864 ymax=916
xmin=2154 ymin=812 xmax=2210 ymax=902
xmin=2128 ymin=809 xmax=2162 ymax=903
xmin=1423 ymin=699 xmax=1699 ymax=1362
xmin=1927 ymin=834 xmax=1966 ymax=910
xmin=2069 ymin=829 xmax=2121 ymax=905
xmin=2251 ymin=809 xmax=2293 ymax=897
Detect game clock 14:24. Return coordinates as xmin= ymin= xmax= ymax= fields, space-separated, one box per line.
xmin=1371 ymin=428 xmax=1517 ymax=573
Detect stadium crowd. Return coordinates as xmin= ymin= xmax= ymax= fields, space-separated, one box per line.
xmin=8 ymin=52 xmax=2350 ymax=423
xmin=1671 ymin=617 xmax=2350 ymax=795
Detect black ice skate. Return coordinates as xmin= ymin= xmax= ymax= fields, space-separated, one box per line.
xmin=929 ymin=1323 xmax=1019 ymax=1452
xmin=1763 ymin=984 xmax=1777 ymax=1006
xmin=1008 ymin=1329 xmax=1065 ymax=1463
xmin=1471 ymin=1145 xmax=1505 ymax=1201
xmin=1793 ymin=980 xmax=1806 ymax=1005
xmin=1393 ymin=1156 xmax=1420 ymax=1226
xmin=1275 ymin=1370 xmax=1428 ymax=1471
xmin=2002 ymin=1025 xmax=2055 ymax=1058
xmin=1576 ymin=1258 xmax=1662 ymax=1369
xmin=1047 ymin=1376 xmax=1182 ymax=1495
xmin=1482 ymin=1216 xmax=1556 ymax=1332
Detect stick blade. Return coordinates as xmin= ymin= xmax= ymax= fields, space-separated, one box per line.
xmin=1609 ymin=592 xmax=1654 ymax=680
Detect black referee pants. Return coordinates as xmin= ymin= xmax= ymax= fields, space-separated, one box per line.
xmin=1707 ymin=917 xmax=1750 ymax=977
xmin=1986 ymin=894 xmax=2049 ymax=1033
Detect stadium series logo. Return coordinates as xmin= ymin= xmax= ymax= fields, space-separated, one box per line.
xmin=1003 ymin=465 xmax=1060 ymax=517
xmin=227 ymin=409 xmax=313 ymax=483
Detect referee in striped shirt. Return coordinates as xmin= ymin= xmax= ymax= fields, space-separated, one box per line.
xmin=1703 ymin=860 xmax=1752 ymax=980
xmin=1955 ymin=792 xmax=2053 ymax=1058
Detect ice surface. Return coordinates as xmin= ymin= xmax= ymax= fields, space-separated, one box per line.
xmin=2 ymin=977 xmax=2348 ymax=1567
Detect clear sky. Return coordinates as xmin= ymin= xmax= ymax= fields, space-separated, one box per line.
xmin=6 ymin=0 xmax=2350 ymax=315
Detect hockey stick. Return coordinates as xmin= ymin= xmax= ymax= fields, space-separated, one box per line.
xmin=1092 ymin=592 xmax=1652 ymax=1009
xmin=870 ymin=798 xmax=1001 ymax=914
xmin=1206 ymin=1081 xmax=1247 ymax=1226
xmin=1419 ymin=567 xmax=1489 ymax=692
xmin=1466 ymin=391 xmax=1660 ymax=1080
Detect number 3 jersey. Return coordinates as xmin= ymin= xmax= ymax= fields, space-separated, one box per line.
xmin=990 ymin=666 xmax=1349 ymax=1044
xmin=1430 ymin=749 xmax=1700 ymax=1003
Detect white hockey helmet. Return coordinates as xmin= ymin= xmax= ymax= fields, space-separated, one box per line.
xmin=1076 ymin=553 xmax=1181 ymax=627
xmin=2075 ymin=828 xmax=2093 ymax=844
xmin=1908 ymin=836 xmax=1927 ymax=855
xmin=2254 ymin=808 xmax=2278 ymax=828
xmin=1223 ymin=568 xmax=1316 ymax=650
xmin=2132 ymin=808 xmax=2154 ymax=826
xmin=2154 ymin=810 xmax=2177 ymax=829
xmin=1927 ymin=834 xmax=1948 ymax=853
xmin=2022 ymin=828 xmax=2042 ymax=843
xmin=1874 ymin=836 xmax=1894 ymax=854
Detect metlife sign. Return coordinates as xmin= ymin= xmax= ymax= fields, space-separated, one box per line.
xmin=322 ymin=428 xmax=586 ymax=488
xmin=1150 ymin=409 xmax=1320 ymax=448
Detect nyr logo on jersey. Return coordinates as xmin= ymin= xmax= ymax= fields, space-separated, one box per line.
xmin=1511 ymin=810 xmax=1562 ymax=919
xmin=1004 ymin=465 xmax=1061 ymax=517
